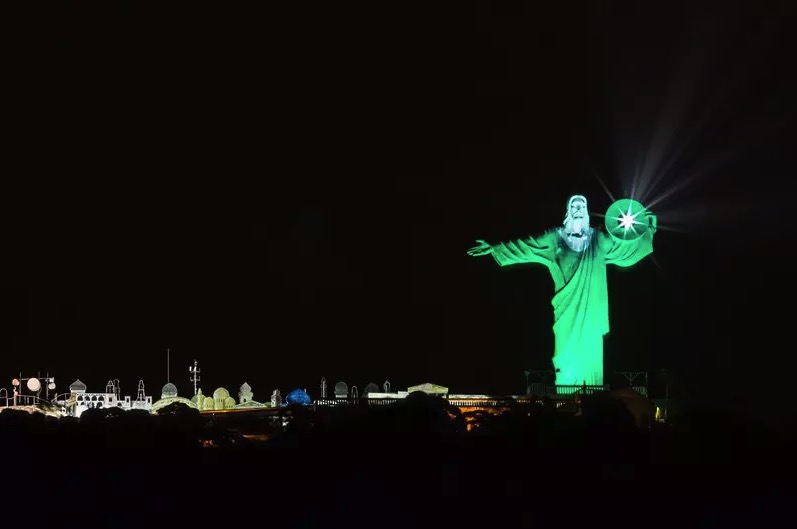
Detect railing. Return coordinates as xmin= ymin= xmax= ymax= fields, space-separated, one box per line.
xmin=318 ymin=396 xmax=536 ymax=408
xmin=0 ymin=394 xmax=52 ymax=407
xmin=530 ymin=384 xmax=648 ymax=397
xmin=548 ymin=385 xmax=608 ymax=396
xmin=315 ymin=386 xmax=649 ymax=409
xmin=315 ymin=398 xmax=399 ymax=407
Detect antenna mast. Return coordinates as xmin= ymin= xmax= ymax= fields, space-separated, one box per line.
xmin=189 ymin=359 xmax=201 ymax=396
xmin=167 ymin=348 xmax=170 ymax=383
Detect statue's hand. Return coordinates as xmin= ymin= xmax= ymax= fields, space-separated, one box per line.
xmin=467 ymin=239 xmax=493 ymax=257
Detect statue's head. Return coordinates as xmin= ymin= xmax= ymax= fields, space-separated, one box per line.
xmin=560 ymin=195 xmax=592 ymax=253
xmin=563 ymin=195 xmax=589 ymax=234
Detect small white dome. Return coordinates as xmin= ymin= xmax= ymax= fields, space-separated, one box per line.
xmin=161 ymin=383 xmax=178 ymax=399
xmin=70 ymin=379 xmax=87 ymax=392
xmin=213 ymin=387 xmax=230 ymax=400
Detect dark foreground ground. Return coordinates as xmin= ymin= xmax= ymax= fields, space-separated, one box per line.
xmin=2 ymin=394 xmax=795 ymax=528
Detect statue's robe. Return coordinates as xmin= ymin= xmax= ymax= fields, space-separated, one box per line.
xmin=490 ymin=227 xmax=655 ymax=387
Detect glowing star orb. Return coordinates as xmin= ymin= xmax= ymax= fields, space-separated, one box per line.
xmin=605 ymin=198 xmax=651 ymax=242
xmin=618 ymin=211 xmax=636 ymax=230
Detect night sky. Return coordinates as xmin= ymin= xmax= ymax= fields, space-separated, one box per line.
xmin=4 ymin=3 xmax=796 ymax=419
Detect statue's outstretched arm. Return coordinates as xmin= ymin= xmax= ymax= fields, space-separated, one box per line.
xmin=489 ymin=232 xmax=554 ymax=267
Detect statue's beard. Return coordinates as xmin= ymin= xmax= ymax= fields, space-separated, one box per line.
xmin=566 ymin=216 xmax=589 ymax=235
xmin=562 ymin=215 xmax=591 ymax=252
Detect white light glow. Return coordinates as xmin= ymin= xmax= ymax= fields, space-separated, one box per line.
xmin=611 ymin=202 xmax=646 ymax=237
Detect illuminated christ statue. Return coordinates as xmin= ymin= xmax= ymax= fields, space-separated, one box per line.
xmin=467 ymin=195 xmax=656 ymax=387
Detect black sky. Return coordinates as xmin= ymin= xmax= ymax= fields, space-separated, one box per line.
xmin=5 ymin=2 xmax=796 ymax=420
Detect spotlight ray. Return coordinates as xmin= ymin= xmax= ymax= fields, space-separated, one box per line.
xmin=628 ymin=17 xmax=776 ymax=206
xmin=591 ymin=167 xmax=616 ymax=203
xmin=643 ymin=148 xmax=736 ymax=211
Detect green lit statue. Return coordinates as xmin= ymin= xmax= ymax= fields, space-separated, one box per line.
xmin=467 ymin=195 xmax=656 ymax=388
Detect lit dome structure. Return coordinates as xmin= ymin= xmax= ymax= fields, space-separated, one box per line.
xmin=161 ymin=383 xmax=178 ymax=399
xmin=212 ymin=387 xmax=230 ymax=400
xmin=69 ymin=379 xmax=87 ymax=394
xmin=234 ymin=382 xmax=266 ymax=409
xmin=210 ymin=387 xmax=236 ymax=410
xmin=285 ymin=388 xmax=312 ymax=406
xmin=238 ymin=382 xmax=253 ymax=404
xmin=191 ymin=389 xmax=205 ymax=409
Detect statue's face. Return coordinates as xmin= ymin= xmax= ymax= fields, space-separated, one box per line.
xmin=569 ymin=198 xmax=587 ymax=220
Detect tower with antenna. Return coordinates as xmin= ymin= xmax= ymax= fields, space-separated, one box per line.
xmin=136 ymin=380 xmax=146 ymax=402
xmin=189 ymin=359 xmax=201 ymax=396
